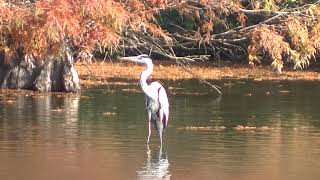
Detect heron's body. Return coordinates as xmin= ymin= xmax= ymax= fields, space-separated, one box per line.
xmin=145 ymin=82 xmax=169 ymax=145
xmin=120 ymin=54 xmax=169 ymax=147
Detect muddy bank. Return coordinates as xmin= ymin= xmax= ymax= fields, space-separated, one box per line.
xmin=75 ymin=61 xmax=320 ymax=87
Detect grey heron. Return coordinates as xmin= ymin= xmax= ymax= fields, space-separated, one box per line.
xmin=120 ymin=54 xmax=169 ymax=147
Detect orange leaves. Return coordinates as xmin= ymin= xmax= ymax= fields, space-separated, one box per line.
xmin=201 ymin=20 xmax=213 ymax=34
xmin=126 ymin=0 xmax=145 ymax=11
xmin=2 ymin=0 xmax=236 ymax=62
xmin=82 ymin=0 xmax=127 ymax=32
xmin=248 ymin=14 xmax=320 ymax=72
xmin=124 ymin=0 xmax=155 ymax=28
xmin=285 ymin=17 xmax=316 ymax=69
xmin=0 ymin=2 xmax=34 ymax=57
xmin=88 ymin=24 xmax=120 ymax=50
xmin=77 ymin=0 xmax=127 ymax=52
xmin=238 ymin=12 xmax=247 ymax=27
xmin=310 ymin=21 xmax=320 ymax=49
xmin=0 ymin=0 xmax=129 ymax=60
xmin=147 ymin=23 xmax=172 ymax=43
xmin=144 ymin=0 xmax=167 ymax=8
xmin=285 ymin=17 xmax=309 ymax=50
xmin=248 ymin=26 xmax=289 ymax=73
xmin=35 ymin=0 xmax=82 ymax=43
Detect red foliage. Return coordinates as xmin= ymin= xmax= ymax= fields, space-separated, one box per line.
xmin=0 ymin=0 xmax=239 ymax=62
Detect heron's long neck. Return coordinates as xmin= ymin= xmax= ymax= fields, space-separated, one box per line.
xmin=140 ymin=61 xmax=154 ymax=98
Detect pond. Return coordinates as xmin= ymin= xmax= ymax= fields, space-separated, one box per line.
xmin=1 ymin=79 xmax=320 ymax=180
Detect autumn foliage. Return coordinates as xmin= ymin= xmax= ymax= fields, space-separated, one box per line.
xmin=2 ymin=0 xmax=121 ymax=60
xmin=1 ymin=0 xmax=320 ymax=73
xmin=248 ymin=4 xmax=320 ymax=72
xmin=0 ymin=0 xmax=168 ymax=62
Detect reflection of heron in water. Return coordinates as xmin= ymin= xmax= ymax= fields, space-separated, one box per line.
xmin=137 ymin=145 xmax=171 ymax=180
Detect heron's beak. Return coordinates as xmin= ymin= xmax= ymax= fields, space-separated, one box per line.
xmin=118 ymin=56 xmax=140 ymax=63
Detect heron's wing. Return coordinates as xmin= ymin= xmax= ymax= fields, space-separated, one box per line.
xmin=145 ymin=95 xmax=151 ymax=110
xmin=145 ymin=95 xmax=158 ymax=120
xmin=145 ymin=82 xmax=170 ymax=131
xmin=145 ymin=95 xmax=162 ymax=133
xmin=145 ymin=95 xmax=157 ymax=109
xmin=158 ymin=86 xmax=169 ymax=127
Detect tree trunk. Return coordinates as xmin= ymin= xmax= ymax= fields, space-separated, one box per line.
xmin=1 ymin=66 xmax=37 ymax=89
xmin=0 ymin=54 xmax=81 ymax=93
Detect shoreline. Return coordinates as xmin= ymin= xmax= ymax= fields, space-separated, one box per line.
xmin=75 ymin=61 xmax=320 ymax=86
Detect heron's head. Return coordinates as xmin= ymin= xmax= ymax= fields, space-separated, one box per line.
xmin=119 ymin=54 xmax=152 ymax=65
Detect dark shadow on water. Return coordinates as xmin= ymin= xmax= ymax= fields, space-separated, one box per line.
xmin=137 ymin=145 xmax=171 ymax=180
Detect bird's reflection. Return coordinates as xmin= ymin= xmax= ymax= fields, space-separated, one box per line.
xmin=211 ymin=94 xmax=222 ymax=105
xmin=137 ymin=146 xmax=171 ymax=180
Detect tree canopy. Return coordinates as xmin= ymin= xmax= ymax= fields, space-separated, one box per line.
xmin=1 ymin=0 xmax=320 ymax=72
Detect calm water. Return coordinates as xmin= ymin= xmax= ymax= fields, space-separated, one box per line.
xmin=1 ymin=80 xmax=320 ymax=180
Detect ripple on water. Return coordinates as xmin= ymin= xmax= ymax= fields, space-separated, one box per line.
xmin=1 ymin=80 xmax=320 ymax=180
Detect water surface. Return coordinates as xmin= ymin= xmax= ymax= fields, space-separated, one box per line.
xmin=1 ymin=80 xmax=320 ymax=180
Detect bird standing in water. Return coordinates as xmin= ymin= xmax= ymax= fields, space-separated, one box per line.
xmin=120 ymin=54 xmax=169 ymax=148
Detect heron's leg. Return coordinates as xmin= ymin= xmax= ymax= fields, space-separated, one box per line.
xmin=159 ymin=132 xmax=163 ymax=149
xmin=159 ymin=110 xmax=164 ymax=148
xmin=147 ymin=111 xmax=151 ymax=144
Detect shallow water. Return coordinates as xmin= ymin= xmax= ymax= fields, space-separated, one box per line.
xmin=1 ymin=80 xmax=320 ymax=180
